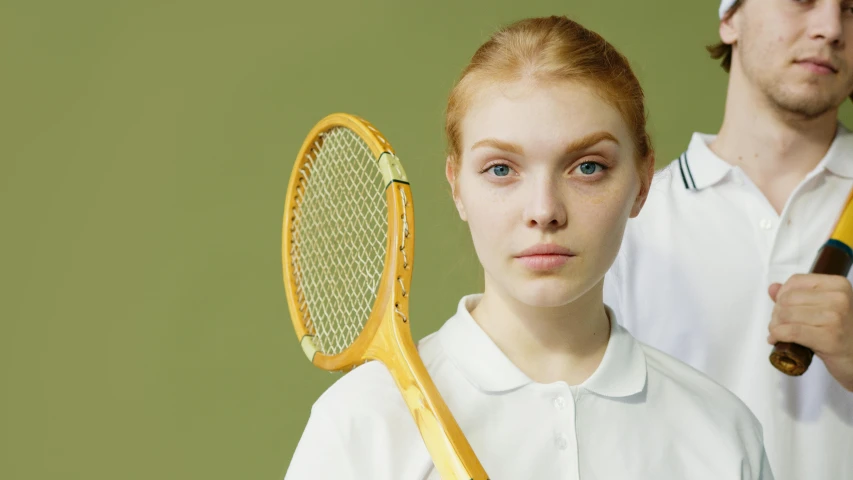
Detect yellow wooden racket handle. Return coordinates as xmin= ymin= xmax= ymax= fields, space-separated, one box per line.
xmin=362 ymin=181 xmax=489 ymax=479
xmin=831 ymin=186 xmax=853 ymax=247
xmin=371 ymin=312 xmax=489 ymax=480
xmin=770 ymin=188 xmax=853 ymax=376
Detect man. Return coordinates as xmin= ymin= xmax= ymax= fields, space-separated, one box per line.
xmin=604 ymin=1 xmax=853 ymax=479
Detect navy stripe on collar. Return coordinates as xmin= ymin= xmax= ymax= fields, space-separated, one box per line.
xmin=683 ymin=152 xmax=697 ymax=190
xmin=677 ymin=152 xmax=697 ymax=190
xmin=677 ymin=153 xmax=690 ymax=190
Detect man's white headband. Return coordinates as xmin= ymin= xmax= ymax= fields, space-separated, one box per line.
xmin=719 ymin=0 xmax=737 ymax=19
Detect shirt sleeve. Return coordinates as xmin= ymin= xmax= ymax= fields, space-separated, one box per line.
xmin=284 ymin=407 xmax=355 ymax=480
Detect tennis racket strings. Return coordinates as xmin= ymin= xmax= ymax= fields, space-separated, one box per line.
xmin=289 ymin=127 xmax=389 ymax=356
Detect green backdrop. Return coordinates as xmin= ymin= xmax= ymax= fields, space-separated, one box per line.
xmin=3 ymin=1 xmax=852 ymax=479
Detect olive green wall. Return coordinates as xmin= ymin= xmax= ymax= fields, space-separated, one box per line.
xmin=3 ymin=1 xmax=852 ymax=478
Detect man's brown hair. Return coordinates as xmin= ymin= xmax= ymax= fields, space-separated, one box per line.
xmin=706 ymin=0 xmax=744 ymax=72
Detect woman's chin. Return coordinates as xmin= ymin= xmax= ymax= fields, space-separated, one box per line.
xmin=507 ymin=277 xmax=592 ymax=308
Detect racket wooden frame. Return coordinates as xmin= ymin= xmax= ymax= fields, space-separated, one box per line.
xmin=282 ymin=113 xmax=489 ymax=480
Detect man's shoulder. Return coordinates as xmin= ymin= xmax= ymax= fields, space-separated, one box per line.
xmin=624 ymin=154 xmax=710 ymax=239
xmin=644 ymin=157 xmax=695 ymax=206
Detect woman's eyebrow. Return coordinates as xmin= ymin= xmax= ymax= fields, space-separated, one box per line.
xmin=469 ymin=132 xmax=618 ymax=156
xmin=563 ymin=131 xmax=619 ymax=155
xmin=470 ymin=138 xmax=524 ymax=155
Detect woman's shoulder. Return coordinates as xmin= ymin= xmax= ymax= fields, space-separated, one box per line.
xmin=287 ymin=361 xmax=436 ymax=480
xmin=311 ymin=330 xmax=448 ymax=422
xmin=636 ymin=342 xmax=773 ymax=477
xmin=640 ymin=342 xmax=763 ymax=434
xmin=290 ymin=333 xmax=455 ymax=479
xmin=311 ymin=361 xmax=409 ymax=420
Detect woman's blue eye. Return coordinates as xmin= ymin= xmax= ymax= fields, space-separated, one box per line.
xmin=490 ymin=164 xmax=511 ymax=177
xmin=578 ymin=162 xmax=604 ymax=175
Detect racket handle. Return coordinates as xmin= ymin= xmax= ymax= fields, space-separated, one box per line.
xmin=374 ymin=316 xmax=490 ymax=480
xmin=770 ymin=240 xmax=853 ymax=376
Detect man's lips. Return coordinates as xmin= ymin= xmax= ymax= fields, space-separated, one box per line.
xmin=795 ymin=57 xmax=838 ymax=74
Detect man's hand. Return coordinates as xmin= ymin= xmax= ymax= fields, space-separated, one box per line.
xmin=768 ymin=274 xmax=853 ymax=392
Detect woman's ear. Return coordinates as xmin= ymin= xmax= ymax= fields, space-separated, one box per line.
xmin=445 ymin=157 xmax=467 ymax=221
xmin=630 ymin=155 xmax=655 ymax=218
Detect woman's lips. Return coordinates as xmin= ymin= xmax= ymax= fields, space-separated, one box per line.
xmin=516 ymin=254 xmax=573 ymax=271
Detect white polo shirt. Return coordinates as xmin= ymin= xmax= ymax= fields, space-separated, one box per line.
xmin=604 ymin=125 xmax=853 ymax=480
xmin=285 ymin=295 xmax=772 ymax=480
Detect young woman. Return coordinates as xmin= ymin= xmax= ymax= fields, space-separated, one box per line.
xmin=285 ymin=15 xmax=773 ymax=480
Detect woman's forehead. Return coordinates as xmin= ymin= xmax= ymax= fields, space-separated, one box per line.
xmin=459 ymin=81 xmax=631 ymax=151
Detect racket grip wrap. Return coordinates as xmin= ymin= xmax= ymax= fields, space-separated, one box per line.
xmin=769 ymin=240 xmax=853 ymax=376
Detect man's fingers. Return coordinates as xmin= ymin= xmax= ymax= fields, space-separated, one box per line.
xmin=771 ymin=304 xmax=845 ymax=328
xmin=774 ymin=289 xmax=852 ymax=310
xmin=778 ymin=273 xmax=851 ymax=296
xmin=768 ymin=282 xmax=782 ymax=302
xmin=768 ymin=323 xmax=829 ymax=354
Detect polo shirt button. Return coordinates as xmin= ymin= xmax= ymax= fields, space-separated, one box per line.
xmin=553 ymin=396 xmax=566 ymax=410
xmin=556 ymin=434 xmax=569 ymax=450
xmin=759 ymin=218 xmax=773 ymax=230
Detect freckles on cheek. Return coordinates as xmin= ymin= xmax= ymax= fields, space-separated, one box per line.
xmin=583 ymin=191 xmax=608 ymax=206
xmin=464 ymin=191 xmax=512 ymax=246
xmin=579 ymin=182 xmax=630 ymax=208
xmin=573 ymin=188 xmax=635 ymax=233
xmin=574 ymin=199 xmax=628 ymax=253
xmin=466 ymin=194 xmax=510 ymax=229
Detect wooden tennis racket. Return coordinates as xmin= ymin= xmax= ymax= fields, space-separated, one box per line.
xmin=281 ymin=113 xmax=489 ymax=479
xmin=770 ymin=187 xmax=853 ymax=376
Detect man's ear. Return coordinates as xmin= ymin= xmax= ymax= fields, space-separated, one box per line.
xmin=719 ymin=8 xmax=740 ymax=47
xmin=445 ymin=157 xmax=467 ymax=221
xmin=631 ymin=156 xmax=655 ymax=218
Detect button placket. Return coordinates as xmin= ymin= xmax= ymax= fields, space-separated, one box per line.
xmin=565 ymin=389 xmax=581 ymax=480
xmin=550 ymin=388 xmax=578 ymax=461
xmin=555 ymin=433 xmax=569 ymax=450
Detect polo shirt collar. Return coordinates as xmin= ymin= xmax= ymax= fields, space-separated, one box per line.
xmin=680 ymin=123 xmax=853 ymax=191
xmin=678 ymin=133 xmax=733 ymax=191
xmin=437 ymin=295 xmax=647 ymax=398
xmin=822 ymin=123 xmax=853 ymax=179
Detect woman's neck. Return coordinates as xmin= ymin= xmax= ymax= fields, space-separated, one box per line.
xmin=469 ymin=278 xmax=611 ymax=386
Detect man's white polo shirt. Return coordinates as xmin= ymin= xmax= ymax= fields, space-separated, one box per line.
xmin=604 ymin=125 xmax=853 ymax=480
xmin=285 ymin=295 xmax=771 ymax=480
